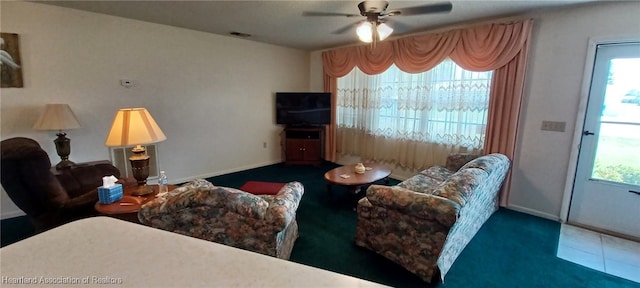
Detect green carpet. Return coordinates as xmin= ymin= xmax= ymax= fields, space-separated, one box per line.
xmin=2 ymin=162 xmax=638 ymax=288
xmin=205 ymin=162 xmax=639 ymax=288
xmin=0 ymin=215 xmax=35 ymax=247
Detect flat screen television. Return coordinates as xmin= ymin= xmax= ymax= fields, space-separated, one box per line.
xmin=275 ymin=92 xmax=331 ymax=126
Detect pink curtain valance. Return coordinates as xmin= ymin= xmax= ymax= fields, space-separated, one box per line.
xmin=322 ymin=19 xmax=533 ymax=75
xmin=322 ymin=19 xmax=534 ymax=207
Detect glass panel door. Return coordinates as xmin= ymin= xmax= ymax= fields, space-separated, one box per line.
xmin=569 ymin=42 xmax=640 ymax=239
xmin=594 ymin=58 xmax=640 ymax=185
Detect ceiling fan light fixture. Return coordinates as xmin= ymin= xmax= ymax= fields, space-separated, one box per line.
xmin=306 ymin=0 xmax=452 ymax=44
xmin=356 ymin=21 xmax=373 ymax=43
xmin=376 ymin=22 xmax=393 ymax=41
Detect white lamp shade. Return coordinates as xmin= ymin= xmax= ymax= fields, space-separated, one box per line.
xmin=377 ymin=23 xmax=393 ymax=41
xmin=105 ymin=108 xmax=166 ymax=147
xmin=356 ymin=21 xmax=373 ymax=43
xmin=33 ymin=104 xmax=81 ymax=131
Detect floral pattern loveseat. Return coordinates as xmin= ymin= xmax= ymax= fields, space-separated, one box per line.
xmin=355 ymin=153 xmax=510 ymax=283
xmin=138 ymin=179 xmax=304 ymax=260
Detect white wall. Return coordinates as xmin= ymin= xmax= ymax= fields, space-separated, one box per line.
xmin=0 ymin=2 xmax=310 ymax=218
xmin=310 ymin=1 xmax=640 ymax=220
xmin=309 ymin=50 xmax=324 ymax=91
xmin=509 ymin=1 xmax=640 ymax=220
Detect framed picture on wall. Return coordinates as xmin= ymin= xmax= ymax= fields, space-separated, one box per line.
xmin=1 ymin=32 xmax=24 ymax=88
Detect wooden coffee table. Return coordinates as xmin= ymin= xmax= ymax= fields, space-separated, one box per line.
xmin=95 ymin=183 xmax=177 ymax=223
xmin=324 ymin=163 xmax=391 ymax=206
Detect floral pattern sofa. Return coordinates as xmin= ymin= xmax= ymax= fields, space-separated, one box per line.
xmin=138 ymin=179 xmax=304 ymax=260
xmin=355 ymin=153 xmax=510 ymax=283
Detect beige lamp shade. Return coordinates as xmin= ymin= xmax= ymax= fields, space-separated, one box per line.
xmin=33 ymin=104 xmax=81 ymax=131
xmin=105 ymin=108 xmax=166 ymax=147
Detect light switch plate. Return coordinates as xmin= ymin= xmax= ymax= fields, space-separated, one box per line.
xmin=541 ymin=120 xmax=566 ymax=132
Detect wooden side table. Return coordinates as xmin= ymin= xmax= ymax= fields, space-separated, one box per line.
xmin=95 ymin=184 xmax=178 ymax=223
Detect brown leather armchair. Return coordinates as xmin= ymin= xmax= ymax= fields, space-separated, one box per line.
xmin=1 ymin=137 xmax=121 ymax=232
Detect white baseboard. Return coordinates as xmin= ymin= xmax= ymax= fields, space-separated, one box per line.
xmin=506 ymin=204 xmax=560 ymax=222
xmin=171 ymin=160 xmax=282 ymax=185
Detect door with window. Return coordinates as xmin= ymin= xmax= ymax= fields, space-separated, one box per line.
xmin=570 ymin=42 xmax=640 ymax=238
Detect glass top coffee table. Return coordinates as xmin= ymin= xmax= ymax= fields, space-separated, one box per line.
xmin=324 ymin=163 xmax=391 ymax=207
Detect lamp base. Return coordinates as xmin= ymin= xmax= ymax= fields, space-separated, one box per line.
xmin=55 ymin=159 xmax=76 ymax=170
xmin=129 ymin=145 xmax=152 ymax=195
xmin=54 ymin=132 xmax=75 ymax=170
xmin=131 ymin=184 xmax=154 ymax=196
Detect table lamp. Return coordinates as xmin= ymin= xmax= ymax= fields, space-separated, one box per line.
xmin=105 ymin=108 xmax=166 ymax=196
xmin=33 ymin=104 xmax=81 ymax=169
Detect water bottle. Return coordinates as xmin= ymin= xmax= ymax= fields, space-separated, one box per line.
xmin=158 ymin=171 xmax=168 ymax=194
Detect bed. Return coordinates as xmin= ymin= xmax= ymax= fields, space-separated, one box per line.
xmin=0 ymin=217 xmax=386 ymax=287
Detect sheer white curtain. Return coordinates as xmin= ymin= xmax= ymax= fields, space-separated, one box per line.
xmin=336 ymin=59 xmax=492 ymax=170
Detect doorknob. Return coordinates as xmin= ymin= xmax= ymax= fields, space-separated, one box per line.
xmin=582 ymin=130 xmax=595 ymax=136
xmin=630 ymin=190 xmax=640 ymax=196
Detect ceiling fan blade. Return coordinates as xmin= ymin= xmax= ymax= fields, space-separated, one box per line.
xmin=382 ymin=18 xmax=412 ymax=34
xmin=303 ymin=11 xmax=360 ymax=17
xmin=331 ymin=22 xmax=360 ymax=34
xmin=387 ymin=2 xmax=452 ymax=16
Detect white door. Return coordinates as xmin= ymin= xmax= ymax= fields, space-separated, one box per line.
xmin=569 ymin=42 xmax=640 ymax=239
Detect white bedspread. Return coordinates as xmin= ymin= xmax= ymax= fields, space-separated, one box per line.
xmin=0 ymin=217 xmax=387 ymax=287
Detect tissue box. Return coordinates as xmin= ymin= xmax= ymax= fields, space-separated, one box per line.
xmin=97 ymin=184 xmax=123 ymax=204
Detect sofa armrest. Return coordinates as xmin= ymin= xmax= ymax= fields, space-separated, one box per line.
xmin=445 ymin=153 xmax=480 ymax=172
xmin=139 ymin=179 xmax=270 ymax=225
xmin=152 ymin=187 xmax=268 ymax=218
xmin=264 ymin=182 xmax=304 ymax=229
xmin=364 ymin=185 xmax=459 ymax=227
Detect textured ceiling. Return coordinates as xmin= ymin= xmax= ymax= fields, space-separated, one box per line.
xmin=40 ymin=0 xmax=595 ymax=51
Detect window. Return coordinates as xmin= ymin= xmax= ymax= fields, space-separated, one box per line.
xmin=337 ymin=59 xmax=492 ymax=151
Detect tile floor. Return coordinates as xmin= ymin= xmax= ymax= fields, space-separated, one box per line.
xmin=557 ymin=224 xmax=640 ymax=283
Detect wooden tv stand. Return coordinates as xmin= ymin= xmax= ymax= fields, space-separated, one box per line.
xmin=283 ymin=126 xmax=324 ymax=166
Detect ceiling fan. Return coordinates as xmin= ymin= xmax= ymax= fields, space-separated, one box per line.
xmin=303 ymin=1 xmax=453 ymax=43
